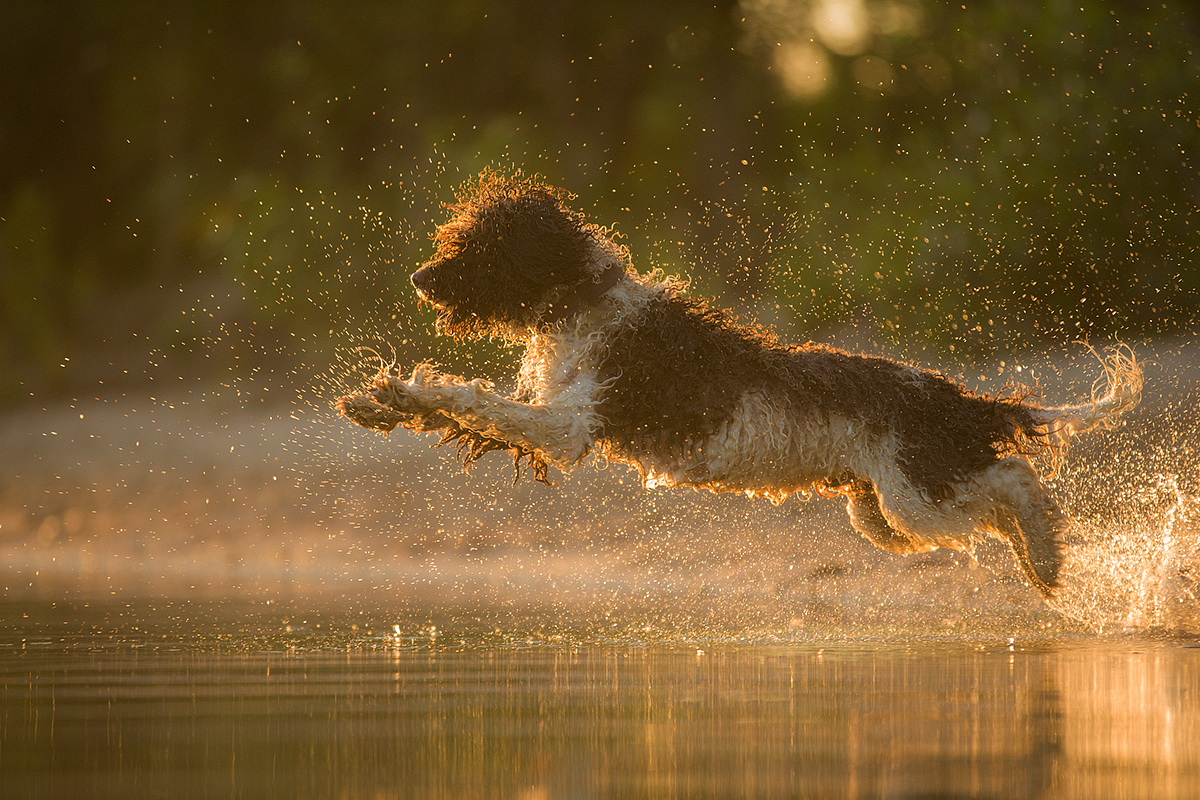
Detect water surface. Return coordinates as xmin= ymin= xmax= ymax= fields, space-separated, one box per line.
xmin=2 ymin=599 xmax=1197 ymax=799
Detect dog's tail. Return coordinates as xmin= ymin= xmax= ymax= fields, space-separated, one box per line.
xmin=1028 ymin=346 xmax=1143 ymax=444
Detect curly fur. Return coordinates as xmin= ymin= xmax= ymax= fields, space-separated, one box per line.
xmin=338 ymin=171 xmax=1143 ymax=600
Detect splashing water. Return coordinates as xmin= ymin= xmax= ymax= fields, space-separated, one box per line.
xmin=1053 ymin=475 xmax=1200 ymax=634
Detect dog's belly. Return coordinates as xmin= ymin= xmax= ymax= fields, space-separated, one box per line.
xmin=609 ymin=390 xmax=891 ymax=504
xmin=704 ymin=416 xmax=879 ymax=502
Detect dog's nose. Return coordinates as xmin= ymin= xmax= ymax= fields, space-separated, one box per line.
xmin=411 ymin=266 xmax=433 ymax=297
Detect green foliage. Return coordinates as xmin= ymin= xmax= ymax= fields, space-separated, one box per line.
xmin=0 ymin=0 xmax=1196 ymax=399
xmin=0 ymin=186 xmax=68 ymax=400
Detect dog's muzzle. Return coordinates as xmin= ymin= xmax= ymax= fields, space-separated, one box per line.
xmin=410 ymin=265 xmax=434 ymax=302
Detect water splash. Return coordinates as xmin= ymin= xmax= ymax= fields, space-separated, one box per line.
xmin=1053 ymin=475 xmax=1200 ymax=634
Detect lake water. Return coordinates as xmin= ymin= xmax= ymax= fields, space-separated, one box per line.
xmin=2 ymin=599 xmax=1197 ymax=799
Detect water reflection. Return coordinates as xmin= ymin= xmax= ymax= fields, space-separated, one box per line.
xmin=1 ymin=602 xmax=1197 ymax=799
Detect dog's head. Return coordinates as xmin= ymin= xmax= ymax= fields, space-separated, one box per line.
xmin=411 ymin=171 xmax=620 ymax=339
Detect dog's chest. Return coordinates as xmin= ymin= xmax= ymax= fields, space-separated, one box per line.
xmin=517 ymin=329 xmax=605 ymax=406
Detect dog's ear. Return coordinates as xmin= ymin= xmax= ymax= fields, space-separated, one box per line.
xmin=454 ymin=171 xmax=592 ymax=285
xmin=490 ymin=193 xmax=589 ymax=284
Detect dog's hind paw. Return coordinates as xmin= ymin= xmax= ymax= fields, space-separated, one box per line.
xmin=1003 ymin=506 xmax=1064 ymax=599
xmin=1028 ymin=525 xmax=1064 ymax=594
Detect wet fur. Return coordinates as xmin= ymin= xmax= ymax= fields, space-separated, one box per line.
xmin=338 ymin=171 xmax=1142 ymax=600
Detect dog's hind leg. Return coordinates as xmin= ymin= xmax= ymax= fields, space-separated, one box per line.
xmin=973 ymin=457 xmax=1065 ymax=598
xmin=844 ymin=481 xmax=938 ymax=555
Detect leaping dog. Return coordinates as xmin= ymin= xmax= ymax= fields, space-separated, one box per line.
xmin=337 ymin=171 xmax=1141 ymax=599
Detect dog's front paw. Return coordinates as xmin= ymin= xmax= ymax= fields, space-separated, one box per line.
xmin=336 ymin=367 xmax=434 ymax=433
xmin=407 ymin=362 xmax=442 ymax=387
xmin=367 ymin=373 xmax=430 ymax=415
xmin=336 ymin=393 xmax=411 ymax=432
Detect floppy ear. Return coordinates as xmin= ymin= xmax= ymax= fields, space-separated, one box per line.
xmin=476 ymin=184 xmax=594 ymax=287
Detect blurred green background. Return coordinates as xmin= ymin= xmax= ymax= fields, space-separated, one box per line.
xmin=2 ymin=0 xmax=1197 ymax=404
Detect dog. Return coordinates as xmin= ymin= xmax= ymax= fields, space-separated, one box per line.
xmin=337 ymin=170 xmax=1142 ymax=599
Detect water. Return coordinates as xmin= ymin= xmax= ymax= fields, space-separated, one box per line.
xmin=2 ymin=600 xmax=1198 ymax=800
xmin=1053 ymin=475 xmax=1200 ymax=633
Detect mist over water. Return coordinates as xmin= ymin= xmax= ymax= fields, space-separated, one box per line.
xmin=243 ymin=309 xmax=1200 ymax=639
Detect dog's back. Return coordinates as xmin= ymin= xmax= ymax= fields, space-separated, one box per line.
xmin=593 ymin=289 xmax=1045 ymax=501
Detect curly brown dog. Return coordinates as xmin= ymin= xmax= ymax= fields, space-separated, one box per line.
xmin=338 ymin=171 xmax=1142 ymax=599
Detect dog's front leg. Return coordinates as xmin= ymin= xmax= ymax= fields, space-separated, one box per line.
xmin=343 ymin=364 xmax=594 ymax=465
